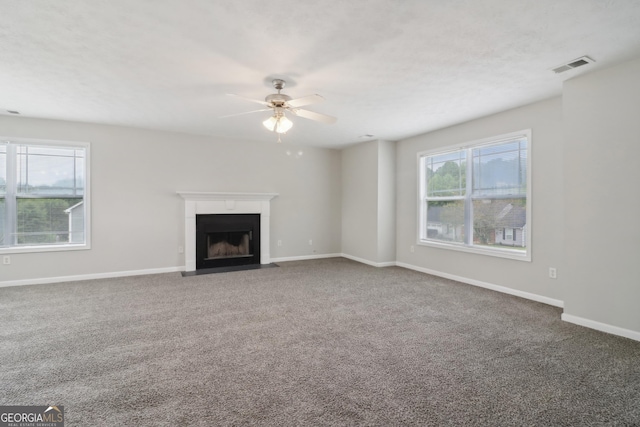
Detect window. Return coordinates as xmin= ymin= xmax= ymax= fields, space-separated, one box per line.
xmin=418 ymin=130 xmax=530 ymax=260
xmin=0 ymin=139 xmax=90 ymax=253
xmin=505 ymin=228 xmax=514 ymax=240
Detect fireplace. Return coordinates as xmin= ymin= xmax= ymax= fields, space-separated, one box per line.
xmin=196 ymin=214 xmax=260 ymax=269
xmin=177 ymin=192 xmax=278 ymax=273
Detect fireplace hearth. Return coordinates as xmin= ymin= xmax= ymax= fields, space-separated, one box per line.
xmin=196 ymin=214 xmax=260 ymax=269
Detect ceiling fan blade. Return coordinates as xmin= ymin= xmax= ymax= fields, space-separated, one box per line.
xmin=227 ymin=93 xmax=270 ymax=107
xmin=218 ymin=108 xmax=272 ymax=119
xmin=286 ymin=94 xmax=325 ymax=108
xmin=290 ymin=108 xmax=337 ymax=124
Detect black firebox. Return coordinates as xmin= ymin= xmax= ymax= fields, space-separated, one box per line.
xmin=195 ymin=214 xmax=260 ymax=270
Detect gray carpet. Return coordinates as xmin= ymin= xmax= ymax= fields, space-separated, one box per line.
xmin=1 ymin=258 xmax=639 ymax=426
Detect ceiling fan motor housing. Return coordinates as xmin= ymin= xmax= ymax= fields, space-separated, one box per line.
xmin=265 ymin=93 xmax=292 ymax=107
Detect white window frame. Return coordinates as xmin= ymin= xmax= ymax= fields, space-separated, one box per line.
xmin=417 ymin=129 xmax=531 ymax=261
xmin=0 ymin=137 xmax=91 ymax=255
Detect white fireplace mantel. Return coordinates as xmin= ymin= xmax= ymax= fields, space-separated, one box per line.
xmin=177 ymin=192 xmax=279 ymax=272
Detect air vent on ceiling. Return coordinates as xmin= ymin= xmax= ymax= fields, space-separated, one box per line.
xmin=552 ymin=56 xmax=595 ymax=74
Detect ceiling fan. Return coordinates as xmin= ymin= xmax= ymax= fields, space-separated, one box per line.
xmin=221 ymin=79 xmax=337 ymax=140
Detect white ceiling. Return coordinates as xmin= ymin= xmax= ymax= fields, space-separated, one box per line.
xmin=2 ymin=1 xmax=640 ymax=148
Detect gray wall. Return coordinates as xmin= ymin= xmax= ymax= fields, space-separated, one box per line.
xmin=377 ymin=140 xmax=396 ymax=263
xmin=341 ymin=140 xmax=396 ymax=265
xmin=396 ymin=97 xmax=565 ymax=302
xmin=341 ymin=141 xmax=379 ymax=262
xmin=563 ymin=57 xmax=640 ymax=333
xmin=0 ymin=116 xmax=342 ymax=283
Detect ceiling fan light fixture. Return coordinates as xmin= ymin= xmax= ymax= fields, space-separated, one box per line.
xmin=262 ymin=115 xmax=277 ymax=132
xmin=276 ymin=115 xmax=293 ymax=133
xmin=263 ymin=113 xmax=293 ymax=134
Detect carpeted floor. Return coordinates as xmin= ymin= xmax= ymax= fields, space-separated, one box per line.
xmin=1 ymin=258 xmax=639 ymax=426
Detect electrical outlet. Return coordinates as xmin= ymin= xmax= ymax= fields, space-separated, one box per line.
xmin=410 ymin=245 xmax=415 ymax=253
xmin=308 ymin=239 xmax=313 ymax=246
xmin=3 ymin=256 xmax=10 ymax=265
xmin=277 ymin=240 xmax=282 ymax=247
xmin=549 ymin=267 xmax=557 ymax=279
xmin=178 ymin=246 xmax=184 ymax=254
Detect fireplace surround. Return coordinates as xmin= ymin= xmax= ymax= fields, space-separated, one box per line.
xmin=177 ymin=192 xmax=278 ymax=272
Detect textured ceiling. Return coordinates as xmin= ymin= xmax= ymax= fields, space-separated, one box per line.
xmin=2 ymin=0 xmax=640 ymax=148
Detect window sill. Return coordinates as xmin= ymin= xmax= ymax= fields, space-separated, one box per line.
xmin=417 ymin=239 xmax=531 ymax=262
xmin=0 ymin=243 xmax=90 ymax=255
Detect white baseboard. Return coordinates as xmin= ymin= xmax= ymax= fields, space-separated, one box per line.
xmin=341 ymin=253 xmax=397 ymax=268
xmin=396 ymin=261 xmax=565 ymax=308
xmin=0 ymin=266 xmax=184 ymax=288
xmin=0 ymin=253 xmax=344 ymax=287
xmin=561 ymin=313 xmax=640 ymax=342
xmin=3 ymin=257 xmax=637 ymax=343
xmin=270 ymin=253 xmax=342 ymax=263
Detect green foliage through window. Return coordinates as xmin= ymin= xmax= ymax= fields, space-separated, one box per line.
xmin=1 ymin=140 xmax=88 ymax=249
xmin=16 ymin=198 xmax=83 ymax=244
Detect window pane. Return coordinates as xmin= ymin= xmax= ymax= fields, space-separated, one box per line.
xmin=473 ymin=198 xmax=526 ymax=250
xmin=75 ymin=156 xmax=85 ymax=196
xmin=66 ymin=201 xmax=85 ymax=243
xmin=425 ymin=151 xmax=466 ymax=197
xmin=15 ymin=198 xmax=83 ymax=245
xmin=0 ymin=144 xmax=6 ymax=195
xmin=472 ymin=139 xmax=527 ymax=196
xmin=426 ymin=200 xmax=465 ymax=243
xmin=0 ymin=198 xmax=4 ymax=245
xmin=17 ymin=145 xmax=85 ymax=196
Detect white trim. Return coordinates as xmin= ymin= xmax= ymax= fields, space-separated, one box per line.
xmin=0 ymin=266 xmax=184 ymax=288
xmin=341 ymin=253 xmax=397 ymax=268
xmin=561 ymin=313 xmax=640 ymax=342
xmin=0 ymin=244 xmax=90 ymax=255
xmin=416 ymin=129 xmax=532 ymax=262
xmin=415 ymin=239 xmax=529 ymax=261
xmin=176 ymin=191 xmax=278 ymax=201
xmin=395 ymin=261 xmax=564 ymax=308
xmin=271 ymin=253 xmax=342 ymax=263
xmin=416 ymin=129 xmax=531 ymax=157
